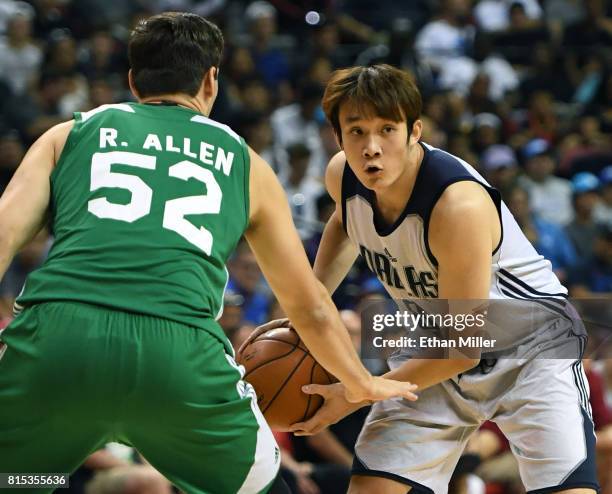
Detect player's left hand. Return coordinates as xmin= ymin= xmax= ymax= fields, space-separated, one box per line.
xmin=289 ymin=382 xmax=367 ymax=436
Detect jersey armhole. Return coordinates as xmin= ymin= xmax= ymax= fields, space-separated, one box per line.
xmin=50 ymin=114 xmax=82 ymax=184
xmin=423 ymin=178 xmax=504 ymax=267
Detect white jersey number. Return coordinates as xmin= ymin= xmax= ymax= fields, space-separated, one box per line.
xmin=88 ymin=152 xmax=221 ymax=255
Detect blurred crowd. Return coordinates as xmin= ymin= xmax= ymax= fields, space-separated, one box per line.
xmin=0 ymin=0 xmax=611 ymax=493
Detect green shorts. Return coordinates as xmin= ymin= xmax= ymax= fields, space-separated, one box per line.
xmin=0 ymin=302 xmax=280 ymax=494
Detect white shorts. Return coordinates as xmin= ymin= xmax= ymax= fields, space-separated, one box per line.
xmin=353 ymin=358 xmax=598 ymax=494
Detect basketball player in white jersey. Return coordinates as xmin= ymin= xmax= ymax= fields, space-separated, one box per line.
xmin=288 ymin=65 xmax=599 ymax=494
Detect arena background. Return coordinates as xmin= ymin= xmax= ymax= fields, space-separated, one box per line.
xmin=0 ymin=0 xmax=610 ymax=492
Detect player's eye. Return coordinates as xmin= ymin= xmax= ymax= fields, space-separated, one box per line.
xmin=383 ymin=126 xmax=396 ymax=133
xmin=349 ymin=128 xmax=363 ymax=135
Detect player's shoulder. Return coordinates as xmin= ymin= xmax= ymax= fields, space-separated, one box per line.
xmin=324 ymin=151 xmax=346 ymax=203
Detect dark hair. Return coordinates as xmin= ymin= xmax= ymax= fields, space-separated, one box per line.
xmin=128 ymin=12 xmax=224 ymax=98
xmin=321 ymin=64 xmax=422 ymax=142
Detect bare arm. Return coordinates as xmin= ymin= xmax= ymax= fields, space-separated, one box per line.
xmin=0 ymin=121 xmax=73 ymax=280
xmin=245 ymin=148 xmax=416 ymax=403
xmin=382 ymin=181 xmax=500 ymax=387
xmin=292 ymin=181 xmax=500 ymax=434
xmin=313 ymin=151 xmax=358 ymax=294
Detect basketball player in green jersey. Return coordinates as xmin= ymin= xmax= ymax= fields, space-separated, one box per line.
xmin=0 ymin=13 xmax=417 ymax=494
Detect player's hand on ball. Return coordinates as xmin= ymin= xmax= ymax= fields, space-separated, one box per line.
xmin=237 ymin=318 xmax=291 ymax=355
xmin=344 ymin=375 xmax=418 ymax=404
xmin=290 ymin=382 xmax=361 ymax=436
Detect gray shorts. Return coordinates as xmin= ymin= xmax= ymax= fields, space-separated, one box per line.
xmin=354 ymin=357 xmax=598 ymax=494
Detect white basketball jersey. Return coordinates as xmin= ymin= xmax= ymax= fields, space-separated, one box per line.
xmin=341 ymin=142 xmax=568 ymax=305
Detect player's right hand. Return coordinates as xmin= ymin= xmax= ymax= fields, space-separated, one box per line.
xmin=237 ymin=318 xmax=291 ymax=356
xmin=344 ymin=375 xmax=419 ymax=404
xmin=289 ymin=382 xmax=362 ymax=436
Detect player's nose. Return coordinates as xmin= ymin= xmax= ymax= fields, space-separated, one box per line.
xmin=362 ymin=136 xmax=382 ymax=158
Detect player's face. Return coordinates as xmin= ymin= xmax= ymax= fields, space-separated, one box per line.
xmin=338 ymin=102 xmax=412 ymax=191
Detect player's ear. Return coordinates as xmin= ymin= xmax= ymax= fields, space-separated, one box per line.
xmin=408 ymin=119 xmax=422 ymax=146
xmin=203 ymin=66 xmax=218 ymax=99
xmin=128 ymin=69 xmax=140 ymax=99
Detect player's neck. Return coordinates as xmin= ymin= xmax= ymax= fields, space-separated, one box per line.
xmin=139 ymin=94 xmax=211 ymax=116
xmin=373 ymin=143 xmax=424 ymax=224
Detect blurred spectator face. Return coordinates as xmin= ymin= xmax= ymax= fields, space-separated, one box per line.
xmin=532 ymin=44 xmax=553 ymax=69
xmin=7 ymin=14 xmax=32 ymax=44
xmin=526 ymin=154 xmax=555 ymax=182
xmin=50 ymin=36 xmax=78 ymax=72
xmin=320 ymin=122 xmax=340 ymax=159
xmin=218 ymin=291 xmax=244 ymax=336
xmin=509 ymin=3 xmax=529 ymax=29
xmin=314 ymin=24 xmax=339 ymax=54
xmin=424 ymin=94 xmax=447 ymax=126
xmin=530 ymin=91 xmax=554 ymax=117
xmin=579 ymin=116 xmax=602 ymax=142
xmin=246 ymin=1 xmax=277 ymax=45
xmin=241 ymin=80 xmax=271 ymax=113
xmin=420 ymin=116 xmax=447 ymax=149
xmin=0 ymin=132 xmax=25 ymax=173
xmin=573 ymin=191 xmax=600 ymax=219
xmin=444 ymin=0 xmax=471 ymax=23
xmin=245 ymin=118 xmax=273 ymax=151
xmin=481 ymin=144 xmax=518 ymax=191
xmin=91 ymin=31 xmax=115 ymax=60
xmin=307 ymin=57 xmax=333 ymax=87
xmin=287 ymin=143 xmax=311 ymax=185
xmin=474 ymin=124 xmax=499 ymax=150
xmin=229 ymin=248 xmax=262 ymax=294
xmin=594 ymin=229 xmax=612 ymax=266
xmin=228 ymin=47 xmax=255 ymax=79
xmin=89 ymin=79 xmax=115 ymax=107
xmin=40 ymin=75 xmax=68 ymax=108
xmin=470 ymin=73 xmax=491 ymax=101
xmin=507 ymin=187 xmax=531 ymax=224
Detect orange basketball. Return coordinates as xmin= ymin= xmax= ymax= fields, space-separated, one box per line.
xmin=237 ymin=326 xmax=336 ymax=430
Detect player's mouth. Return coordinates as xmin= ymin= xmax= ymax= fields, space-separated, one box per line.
xmin=364 ymin=164 xmax=383 ymax=176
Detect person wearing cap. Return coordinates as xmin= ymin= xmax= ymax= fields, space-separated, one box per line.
xmin=565 ymin=172 xmax=604 ymax=262
xmin=518 ymin=137 xmax=573 ymax=226
xmin=568 ymin=223 xmax=612 ymax=297
xmin=480 ymin=144 xmax=519 ymax=198
xmin=594 ymin=165 xmax=612 ymax=227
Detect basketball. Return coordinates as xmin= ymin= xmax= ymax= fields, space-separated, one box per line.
xmin=236 ymin=326 xmax=336 ymax=430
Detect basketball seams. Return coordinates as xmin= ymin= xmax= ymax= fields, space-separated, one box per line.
xmin=261 ymin=351 xmax=310 ymax=413
xmin=242 ymin=345 xmax=307 ymax=378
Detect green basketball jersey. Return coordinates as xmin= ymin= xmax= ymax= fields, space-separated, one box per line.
xmin=17 ymin=102 xmax=250 ymax=349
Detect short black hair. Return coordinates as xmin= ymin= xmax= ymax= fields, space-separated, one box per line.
xmin=128 ymin=12 xmax=224 ymax=98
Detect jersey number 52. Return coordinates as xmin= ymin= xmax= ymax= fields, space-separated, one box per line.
xmin=87 ymin=151 xmax=221 ymax=256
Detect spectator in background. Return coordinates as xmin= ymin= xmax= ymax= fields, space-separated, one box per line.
xmin=0 ymin=9 xmax=42 ymax=96
xmin=569 ymin=224 xmax=612 ymax=297
xmin=237 ymin=111 xmax=276 ymax=171
xmin=474 ymin=0 xmax=542 ymax=33
xmin=0 ymin=128 xmax=24 ymax=192
xmin=414 ymin=0 xmax=474 ymax=74
xmin=594 ymin=166 xmax=612 ymax=226
xmin=518 ymin=138 xmax=573 ymax=225
xmin=282 ymin=143 xmax=324 ymax=240
xmin=77 ymin=29 xmax=127 ymax=86
xmin=271 ymin=82 xmax=326 ymax=182
xmin=0 ymin=228 xmax=50 ymax=318
xmin=480 ymin=144 xmax=519 ymax=198
xmin=507 ymin=185 xmax=577 ymax=283
xmin=472 ymin=112 xmax=502 ymax=155
xmin=43 ymin=29 xmax=88 ymax=117
xmin=566 ymin=172 xmax=603 ymax=261
xmin=227 ymin=240 xmax=271 ymax=326
xmin=218 ymin=289 xmax=245 ymax=343
xmin=244 ymin=1 xmax=291 ymax=97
